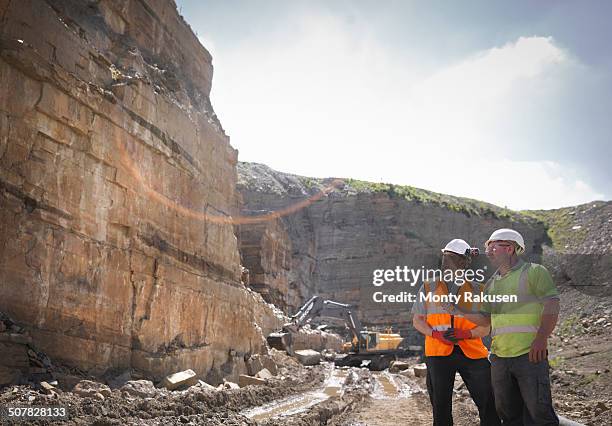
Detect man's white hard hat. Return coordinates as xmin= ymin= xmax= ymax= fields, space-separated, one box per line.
xmin=485 ymin=228 xmax=525 ymax=254
xmin=442 ymin=239 xmax=471 ymax=256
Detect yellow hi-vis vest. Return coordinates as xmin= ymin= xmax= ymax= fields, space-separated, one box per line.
xmin=488 ymin=262 xmax=541 ymax=338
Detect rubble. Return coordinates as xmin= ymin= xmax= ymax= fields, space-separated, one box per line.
xmin=0 ymin=348 xmax=329 ymax=425
xmin=121 ymin=380 xmax=157 ymax=398
xmin=261 ymin=355 xmax=279 ymax=376
xmin=72 ymin=380 xmax=112 ymax=400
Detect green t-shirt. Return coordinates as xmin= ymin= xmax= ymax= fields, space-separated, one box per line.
xmin=482 ymin=260 xmax=558 ymax=357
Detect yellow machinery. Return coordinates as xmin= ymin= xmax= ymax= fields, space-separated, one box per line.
xmin=268 ymin=296 xmax=405 ymax=370
xmin=343 ymin=329 xmax=403 ymax=353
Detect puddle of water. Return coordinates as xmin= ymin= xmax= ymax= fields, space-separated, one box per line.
xmin=247 ymin=393 xmax=325 ymax=421
xmin=372 ymin=372 xmax=399 ymax=399
xmin=242 ymin=366 xmax=348 ymax=422
xmin=324 ymin=385 xmax=341 ymax=397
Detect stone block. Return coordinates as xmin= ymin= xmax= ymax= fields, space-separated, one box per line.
xmin=238 ymin=374 xmax=266 ymax=387
xmin=294 ymin=349 xmax=321 ymax=366
xmin=162 ymin=369 xmax=198 ymax=390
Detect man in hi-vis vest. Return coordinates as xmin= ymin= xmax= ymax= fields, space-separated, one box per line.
xmin=461 ymin=229 xmax=560 ymax=426
xmin=412 ymin=239 xmax=500 ymax=426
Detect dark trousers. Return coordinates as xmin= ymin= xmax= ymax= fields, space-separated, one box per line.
xmin=490 ymin=354 xmax=559 ymax=426
xmin=425 ymin=346 xmax=500 ymax=426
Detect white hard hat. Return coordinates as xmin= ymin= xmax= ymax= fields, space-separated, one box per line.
xmin=485 ymin=228 xmax=525 ymax=254
xmin=441 ymin=239 xmax=471 ymax=256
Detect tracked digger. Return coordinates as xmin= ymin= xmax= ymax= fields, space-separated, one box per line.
xmin=267 ymin=296 xmax=404 ymax=371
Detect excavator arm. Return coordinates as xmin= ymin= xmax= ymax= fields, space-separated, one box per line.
xmin=267 ymin=296 xmax=409 ymax=371
xmin=268 ymin=296 xmax=365 ymax=353
xmin=287 ymin=296 xmax=362 ymax=338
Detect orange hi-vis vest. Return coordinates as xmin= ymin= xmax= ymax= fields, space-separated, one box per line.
xmin=424 ymin=280 xmax=488 ymax=359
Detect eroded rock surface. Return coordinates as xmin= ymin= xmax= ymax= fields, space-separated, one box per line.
xmin=237 ymin=162 xmax=549 ymax=343
xmin=0 ymin=0 xmax=282 ymax=382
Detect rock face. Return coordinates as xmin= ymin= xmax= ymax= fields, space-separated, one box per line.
xmin=0 ymin=0 xmax=282 ymax=382
xmin=527 ymin=202 xmax=612 ymax=297
xmin=237 ymin=162 xmax=549 ymax=343
xmin=238 ymin=217 xmax=294 ymax=312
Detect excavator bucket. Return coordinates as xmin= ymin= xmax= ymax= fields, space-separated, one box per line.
xmin=266 ymin=332 xmax=291 ymax=352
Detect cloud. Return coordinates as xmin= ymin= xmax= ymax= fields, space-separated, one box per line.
xmin=199 ymin=11 xmax=605 ymax=209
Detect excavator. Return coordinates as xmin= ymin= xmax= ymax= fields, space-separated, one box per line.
xmin=267 ymin=296 xmax=405 ymax=371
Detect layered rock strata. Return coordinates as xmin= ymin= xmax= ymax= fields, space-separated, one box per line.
xmin=237 ymin=162 xmax=549 ymax=343
xmin=0 ymin=0 xmax=285 ymax=382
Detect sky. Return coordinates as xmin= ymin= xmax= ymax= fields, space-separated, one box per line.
xmin=176 ymin=0 xmax=611 ymax=210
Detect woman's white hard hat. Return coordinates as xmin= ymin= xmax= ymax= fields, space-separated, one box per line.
xmin=442 ymin=239 xmax=471 ymax=256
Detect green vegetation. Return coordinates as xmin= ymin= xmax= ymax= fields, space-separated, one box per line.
xmin=239 ymin=162 xmax=592 ymax=230
xmin=556 ymin=315 xmax=581 ymax=338
xmin=343 ymin=178 xmax=526 ymax=220
xmin=548 ymin=356 xmax=564 ymax=368
xmin=521 ymin=207 xmax=588 ymax=251
xmin=297 ymin=176 xmax=322 ymax=190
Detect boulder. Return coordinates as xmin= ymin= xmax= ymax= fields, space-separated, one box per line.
xmin=121 ymin=380 xmax=157 ymax=398
xmin=40 ymin=381 xmax=57 ymax=395
xmin=255 ymin=368 xmax=273 ymax=380
xmin=238 ymin=374 xmax=266 ymax=387
xmin=413 ymin=363 xmax=427 ymax=378
xmin=294 ymin=349 xmax=321 ymax=366
xmin=162 ymin=369 xmax=198 ymax=391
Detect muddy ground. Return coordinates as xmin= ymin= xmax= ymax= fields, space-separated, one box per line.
xmin=1 ymin=289 xmax=610 ymax=425
xmin=0 ymin=350 xmax=327 ymax=425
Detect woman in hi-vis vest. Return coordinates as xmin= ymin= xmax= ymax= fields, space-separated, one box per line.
xmin=412 ymin=239 xmax=500 ymax=426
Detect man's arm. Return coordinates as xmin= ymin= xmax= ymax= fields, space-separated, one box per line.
xmin=529 ymin=298 xmax=560 ymax=362
xmin=462 ymin=312 xmax=491 ymax=327
xmin=444 ymin=302 xmax=491 ymax=327
xmin=470 ymin=324 xmax=491 ymax=338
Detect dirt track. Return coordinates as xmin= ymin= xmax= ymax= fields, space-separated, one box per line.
xmin=2 ymin=310 xmax=608 ymax=426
